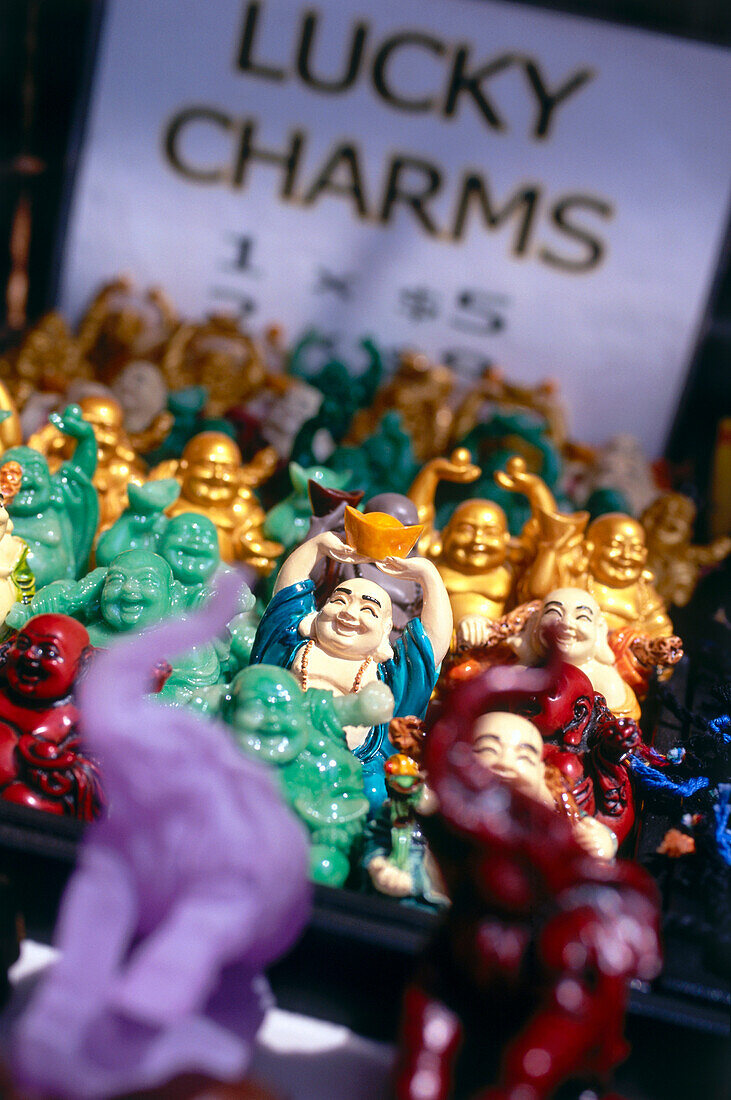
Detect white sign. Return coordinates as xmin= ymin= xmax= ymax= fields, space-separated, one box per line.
xmin=57 ymin=0 xmax=731 ymax=454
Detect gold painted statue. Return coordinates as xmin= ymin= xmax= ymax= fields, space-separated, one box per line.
xmin=148 ymin=432 xmax=281 ymax=574
xmin=0 ymin=463 xmax=35 ymax=627
xmin=451 ymin=366 xmax=569 ymax=451
xmin=77 ymin=276 xmax=177 ymax=376
xmin=0 ymin=312 xmax=93 ymax=409
xmin=495 ymin=457 xmax=673 ymax=639
xmin=348 ymin=351 xmax=455 ymax=461
xmin=160 ymin=315 xmax=267 ymax=417
xmin=27 ymin=395 xmax=147 ymax=531
xmin=641 ymin=492 xmax=731 ymax=607
xmin=0 ymin=382 xmax=22 ymax=456
xmin=408 ymin=448 xmax=514 ymax=636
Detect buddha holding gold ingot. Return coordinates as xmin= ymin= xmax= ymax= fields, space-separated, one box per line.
xmin=27 ymin=395 xmax=147 ymax=532
xmin=148 ymin=432 xmax=281 ymax=574
xmin=495 ymin=456 xmax=673 ymax=640
xmin=408 ymin=449 xmax=514 ymax=637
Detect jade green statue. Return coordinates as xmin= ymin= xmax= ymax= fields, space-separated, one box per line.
xmin=4 ymin=404 xmax=98 ymax=588
xmin=4 ymin=549 xmax=251 ymax=703
xmin=263 ymin=463 xmax=351 ymax=557
xmin=212 ymin=664 xmax=394 ymax=886
xmin=327 ymin=411 xmax=419 ymax=501
xmin=94 ymin=479 xmax=181 ymax=566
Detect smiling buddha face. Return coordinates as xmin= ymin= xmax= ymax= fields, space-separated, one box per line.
xmin=441 ymin=500 xmax=509 ymax=575
xmin=308 ymin=578 xmax=394 ymax=663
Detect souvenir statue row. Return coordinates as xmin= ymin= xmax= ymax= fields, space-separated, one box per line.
xmin=0 ymin=277 xmax=728 ymax=1098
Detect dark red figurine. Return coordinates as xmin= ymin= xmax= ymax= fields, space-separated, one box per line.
xmin=392 ymin=666 xmax=661 ymax=1100
xmin=0 ymin=614 xmax=100 ymax=820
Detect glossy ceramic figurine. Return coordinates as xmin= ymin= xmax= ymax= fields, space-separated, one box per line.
xmin=215 ymin=664 xmax=392 ymax=885
xmin=161 ymin=314 xmax=266 ymax=417
xmin=0 ymin=468 xmax=34 ymax=628
xmin=289 ymin=333 xmax=383 ymax=465
xmin=28 ymin=394 xmax=147 ymax=531
xmin=497 ymin=457 xmax=674 ymax=638
xmin=641 ymin=491 xmax=731 ymax=607
xmin=0 ymin=383 xmax=22 ymax=457
xmin=0 ymin=614 xmax=100 ymax=820
xmin=4 ymin=405 xmax=98 ymax=589
xmin=11 ymin=576 xmax=310 ymax=1100
xmin=364 ymin=716 xmax=447 ymax=904
xmin=473 ymin=710 xmax=618 ymax=858
xmin=392 ymin=667 xmax=661 ymax=1100
xmin=94 ymin=479 xmax=181 ymax=566
xmin=348 ymin=350 xmax=454 ymax=461
xmin=76 ymin=275 xmax=177 ymax=376
xmin=149 ymin=431 xmax=281 ymax=574
xmin=308 ymin=488 xmax=426 ymax=644
xmin=328 ymin=411 xmax=419 ymax=501
xmin=462 ymin=588 xmax=641 ymax=720
xmin=409 ymin=449 xmax=516 ymax=636
xmin=263 ymin=462 xmax=350 ymax=557
xmin=110 ymin=359 xmax=173 ymax=453
xmin=250 ymin=524 xmax=452 ymax=811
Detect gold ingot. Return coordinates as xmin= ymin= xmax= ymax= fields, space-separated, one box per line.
xmin=343 ymin=507 xmax=423 ymax=560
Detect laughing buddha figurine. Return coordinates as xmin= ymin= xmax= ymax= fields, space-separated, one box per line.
xmin=27 ymin=394 xmax=147 ymax=532
xmin=408 ymin=448 xmax=516 ymax=636
xmin=496 ymin=457 xmax=673 ymax=639
xmin=148 ymin=431 xmax=281 ymax=575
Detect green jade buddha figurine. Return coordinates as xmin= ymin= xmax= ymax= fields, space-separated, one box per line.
xmin=4 ymin=404 xmax=98 ymax=588
xmin=209 ymin=664 xmax=394 ymax=886
xmin=5 ymin=549 xmax=251 ymax=703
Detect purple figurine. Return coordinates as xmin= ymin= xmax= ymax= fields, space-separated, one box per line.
xmin=11 ymin=573 xmax=311 ymax=1099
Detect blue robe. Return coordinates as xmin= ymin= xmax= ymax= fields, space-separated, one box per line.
xmin=250 ymin=579 xmax=437 ymax=812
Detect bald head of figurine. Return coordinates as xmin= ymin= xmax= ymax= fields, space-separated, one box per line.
xmin=441 ymin=499 xmax=509 ymax=573
xmin=641 ymin=493 xmax=695 ymax=548
xmin=5 ymin=614 xmax=91 ymax=703
xmin=100 ymin=550 xmax=174 ymax=633
xmin=523 ymin=588 xmax=614 ymax=668
xmin=227 ymin=665 xmax=310 ymax=763
xmin=472 ymin=711 xmax=552 ymax=806
xmin=112 ymin=359 xmax=168 ymax=434
xmin=180 ymin=432 xmax=241 ymax=507
xmin=300 ymin=578 xmax=394 ymax=662
xmin=159 ymin=513 xmax=220 ymax=587
xmin=586 ymin=513 xmax=648 ymax=587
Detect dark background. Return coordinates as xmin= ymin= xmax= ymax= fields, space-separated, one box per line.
xmin=0 ymin=0 xmax=729 ymax=519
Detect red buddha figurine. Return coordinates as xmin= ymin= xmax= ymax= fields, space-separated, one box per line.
xmin=0 ymin=614 xmax=101 ymax=820
xmin=392 ymin=666 xmax=661 ymax=1100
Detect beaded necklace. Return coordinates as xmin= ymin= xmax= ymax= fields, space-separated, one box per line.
xmin=298 ymin=639 xmax=373 ymax=694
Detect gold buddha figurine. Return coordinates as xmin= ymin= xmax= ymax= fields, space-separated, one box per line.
xmin=77 ymin=276 xmax=177 ymax=377
xmin=408 ymin=449 xmax=514 ymax=637
xmin=28 ymin=395 xmax=147 ymax=531
xmin=0 ymin=382 xmax=22 ymax=456
xmin=0 ymin=462 xmax=35 ymax=625
xmin=160 ymin=314 xmax=267 ymax=417
xmin=496 ymin=456 xmax=673 ymax=639
xmin=641 ymin=492 xmax=731 ymax=607
xmin=349 ymin=351 xmax=456 ymax=461
xmin=148 ymin=432 xmax=281 ymax=574
xmin=0 ymin=312 xmax=93 ymax=409
xmin=451 ymin=366 xmax=569 ymax=451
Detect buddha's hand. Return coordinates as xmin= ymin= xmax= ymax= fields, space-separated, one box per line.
xmin=354 ymin=681 xmax=394 ymax=727
xmin=375 ymin=555 xmax=435 ymax=584
xmin=367 ymin=856 xmax=414 ymax=898
xmin=430 ymin=448 xmax=481 ymax=484
xmin=493 ymin=455 xmax=531 ymax=492
xmin=316 ymin=530 xmax=369 ymax=565
xmin=572 ymin=815 xmax=618 ymax=861
xmin=456 ymin=615 xmax=493 ymax=649
xmin=50 ymin=403 xmax=94 ymax=441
